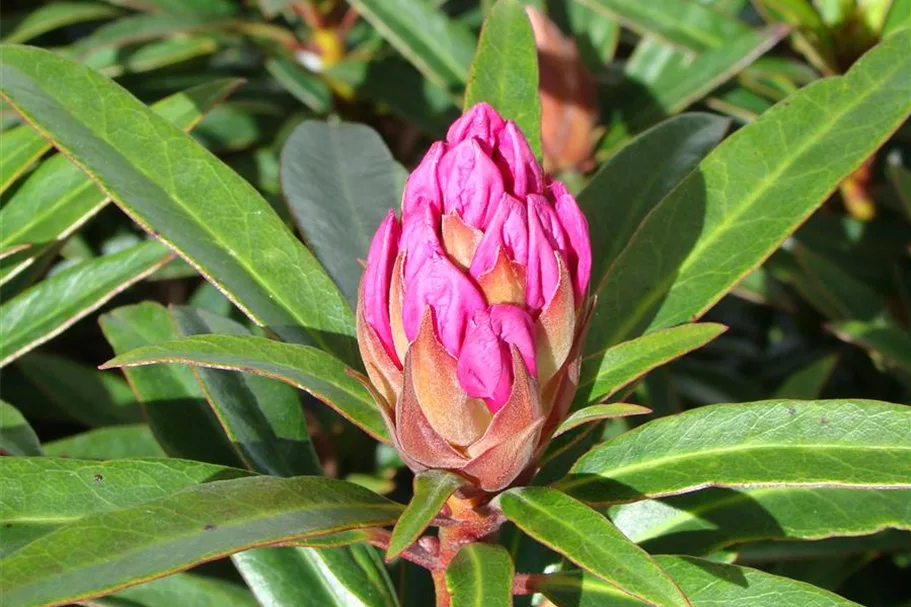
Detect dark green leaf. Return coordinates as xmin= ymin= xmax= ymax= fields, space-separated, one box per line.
xmin=561 ymin=400 xmax=911 ymax=504
xmin=1 ymin=2 xmax=120 ymax=45
xmin=43 ymin=425 xmax=165 ymax=459
xmin=0 ymin=400 xmax=41 ymax=456
xmin=93 ymin=573 xmax=257 ymax=607
xmin=464 ymin=0 xmax=542 ymax=159
xmin=0 ymin=476 xmax=401 ymax=607
xmin=0 ymin=125 xmax=49 ymax=194
xmin=101 ymin=333 xmax=390 ymax=443
xmin=553 ymin=404 xmax=651 ymax=438
xmin=388 ymin=470 xmax=464 ymax=559
xmin=280 ymin=121 xmax=403 ymax=308
xmin=266 ymin=57 xmax=332 ymax=113
xmin=831 ymin=320 xmax=911 ymax=373
xmin=445 ymin=544 xmax=514 ymax=607
xmin=499 ymin=486 xmax=690 ymax=607
xmin=773 ymin=354 xmax=838 ymax=399
xmin=0 ymin=241 xmax=172 ymax=367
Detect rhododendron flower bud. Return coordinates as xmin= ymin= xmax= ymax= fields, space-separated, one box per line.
xmin=357 ymin=103 xmax=592 ymax=492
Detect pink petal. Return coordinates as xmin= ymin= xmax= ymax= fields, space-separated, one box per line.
xmin=496 ymin=121 xmax=544 ymax=197
xmin=402 ymin=255 xmax=485 ymax=357
xmin=447 ymin=102 xmax=506 ymax=149
xmin=469 ymin=194 xmax=529 ymax=279
xmin=362 ymin=210 xmax=401 ymax=362
xmin=551 ymin=181 xmax=592 ymax=300
xmin=438 ymin=139 xmax=504 ymax=230
xmin=399 ymin=203 xmax=443 ymax=284
xmin=402 ymin=142 xmax=446 ymax=219
xmin=526 ymin=197 xmax=562 ymax=315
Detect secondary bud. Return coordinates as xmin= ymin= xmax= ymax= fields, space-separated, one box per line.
xmin=357 ymin=103 xmax=592 ymax=492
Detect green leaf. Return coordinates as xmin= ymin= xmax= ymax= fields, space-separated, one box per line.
xmin=0 ymin=475 xmax=401 ymax=607
xmin=610 ymin=486 xmax=911 ymax=556
xmin=66 ymin=13 xmax=212 ymax=57
xmin=265 ymin=57 xmax=332 ymax=113
xmin=0 ymin=78 xmax=243 ymax=285
xmin=43 ymin=425 xmax=165 ymax=459
xmin=579 ymin=113 xmax=729 ymax=286
xmin=0 ymin=458 xmax=248 ymax=557
xmin=94 ymin=573 xmax=258 ymax=607
xmin=499 ymin=486 xmax=691 ymax=607
xmin=882 ymin=0 xmax=911 ymax=36
xmin=0 ymin=241 xmax=171 ymax=367
xmin=753 ymin=0 xmax=838 ymax=74
xmin=553 ymin=404 xmax=651 ymax=438
xmin=99 ymin=302 xmax=243 ymax=466
xmin=1 ymin=2 xmax=120 ymax=44
xmin=388 ymin=470 xmax=465 ymax=559
xmin=0 ymin=45 xmax=358 ymax=363
xmin=578 ymin=323 xmax=726 ymax=406
xmin=445 ymin=544 xmax=514 ymax=607
xmin=791 ymin=245 xmax=885 ymax=320
xmin=101 ymin=333 xmax=390 ymax=443
xmin=349 ymin=0 xmax=476 ymax=92
xmin=773 ymin=354 xmax=838 ymax=398
xmin=540 ymin=556 xmax=862 ymax=606
xmin=170 ymin=306 xmax=322 ymax=477
xmin=15 ymin=352 xmax=141 ymax=426
xmin=577 ymin=0 xmax=748 ymax=52
xmin=0 ymin=125 xmax=49 ymax=194
xmin=830 ymin=320 xmax=911 ymax=373
xmin=280 ymin=121 xmax=403 ymax=308
xmin=464 ymin=0 xmax=541 ymax=159
xmin=584 ymin=29 xmax=911 ymax=350
xmin=100 ymin=0 xmax=238 ymax=16
xmin=0 ymin=400 xmax=41 ymax=456
xmin=561 ymin=400 xmax=911 ymax=505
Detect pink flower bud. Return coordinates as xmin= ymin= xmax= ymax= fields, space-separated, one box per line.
xmin=357 ymin=103 xmax=592 ymax=492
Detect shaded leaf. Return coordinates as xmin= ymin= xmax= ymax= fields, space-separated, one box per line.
xmin=0 ymin=125 xmax=49 ymax=194
xmin=2 ymin=2 xmax=120 ymax=44
xmin=388 ymin=470 xmax=464 ymax=559
xmin=43 ymin=425 xmax=165 ymax=459
xmin=445 ymin=544 xmax=514 ymax=607
xmin=773 ymin=354 xmax=838 ymax=399
xmin=0 ymin=400 xmax=41 ymax=456
xmin=830 ymin=320 xmax=911 ymax=373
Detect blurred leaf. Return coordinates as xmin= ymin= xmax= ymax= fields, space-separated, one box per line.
xmin=43 ymin=425 xmax=165 ymax=459
xmin=882 ymin=0 xmax=911 ymax=36
xmin=101 ymin=333 xmax=390 ymax=443
xmin=0 ymin=458 xmax=248 ymax=557
xmin=791 ymin=244 xmax=885 ymax=320
xmin=281 ymin=121 xmax=403 ymax=308
xmin=554 ymin=404 xmax=652 ymax=437
xmin=0 ymin=45 xmax=358 ymax=363
xmin=773 ymin=354 xmax=838 ymax=398
xmin=562 ymin=400 xmax=911 ymax=504
xmin=0 ymin=241 xmax=171 ymax=367
xmin=610 ymin=486 xmax=911 ymax=556
xmin=578 ymin=0 xmax=748 ymax=51
xmin=0 ymin=125 xmax=49 ymax=194
xmin=540 ymin=556 xmax=862 ymax=606
xmin=499 ymin=487 xmax=691 ymax=607
xmin=465 ymin=0 xmax=542 ymax=158
xmin=753 ymin=0 xmax=838 ymax=74
xmin=98 ymin=0 xmax=239 ymax=16
xmin=445 ymin=544 xmax=513 ymax=607
xmin=2 ymin=2 xmax=120 ymax=44
xmin=350 ymin=0 xmax=476 ymax=92
xmin=266 ymin=57 xmax=333 ymax=113
xmin=0 ymin=400 xmax=41 ymax=456
xmin=577 ymin=323 xmax=727 ymax=406
xmin=88 ymin=36 xmax=219 ymax=77
xmin=584 ymin=30 xmax=911 ymax=350
xmin=92 ymin=573 xmax=257 ymax=607
xmin=831 ymin=320 xmax=911 ymax=373
xmin=388 ymin=470 xmax=464 ymax=559
xmin=99 ymin=302 xmax=242 ymax=466
xmin=0 ymin=475 xmax=402 ymax=607
xmin=559 ymin=0 xmax=621 ymax=69
xmin=66 ymin=13 xmax=213 ymax=57
xmin=16 ymin=352 xmax=141 ymax=427
xmin=887 ymin=160 xmax=911 ymax=220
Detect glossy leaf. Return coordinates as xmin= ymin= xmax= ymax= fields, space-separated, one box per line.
xmin=0 ymin=476 xmax=402 ymax=607
xmin=499 ymin=486 xmax=691 ymax=607
xmin=830 ymin=320 xmax=911 ymax=373
xmin=0 ymin=458 xmax=248 ymax=557
xmin=43 ymin=425 xmax=165 ymax=459
xmin=464 ymin=0 xmax=542 ymax=159
xmin=540 ymin=556 xmax=861 ymax=606
xmin=0 ymin=400 xmax=41 ymax=456
xmin=281 ymin=121 xmax=403 ymax=308
xmin=0 ymin=241 xmax=172 ymax=367
xmin=577 ymin=323 xmax=726 ymax=406
xmin=349 ymin=0 xmax=476 ymax=91
xmin=610 ymin=486 xmax=911 ymax=556
xmin=553 ymin=404 xmax=652 ymax=438
xmin=0 ymin=45 xmax=358 ymax=363
xmin=94 ymin=573 xmax=257 ymax=607
xmin=445 ymin=544 xmax=514 ymax=607
xmin=0 ymin=125 xmax=49 ymax=193
xmin=562 ymin=400 xmax=911 ymax=504
xmin=388 ymin=470 xmax=465 ymax=560
xmin=0 ymin=79 xmax=243 ymax=284
xmin=2 ymin=2 xmax=120 ymax=44
xmin=585 ymin=29 xmax=911 ymax=350
xmin=99 ymin=302 xmax=242 ymax=466
xmin=101 ymin=333 xmax=390 ymax=443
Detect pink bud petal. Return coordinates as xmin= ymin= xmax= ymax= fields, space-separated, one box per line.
xmin=496 ymin=121 xmax=544 ymax=197
xmin=363 ymin=210 xmax=401 ymax=363
xmin=447 ymin=102 xmax=506 ymax=149
xmin=551 ymin=181 xmax=592 ymax=300
xmin=399 ymin=203 xmax=443 ymax=284
xmin=402 ymin=142 xmax=445 ymax=219
xmin=439 ymin=139 xmax=504 ymax=229
xmin=526 ymin=196 xmax=562 ymax=314
xmin=469 ymin=194 xmax=529 ymax=279
xmin=457 ymin=305 xmax=536 ymax=412
xmin=402 ymin=255 xmax=485 ymax=357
